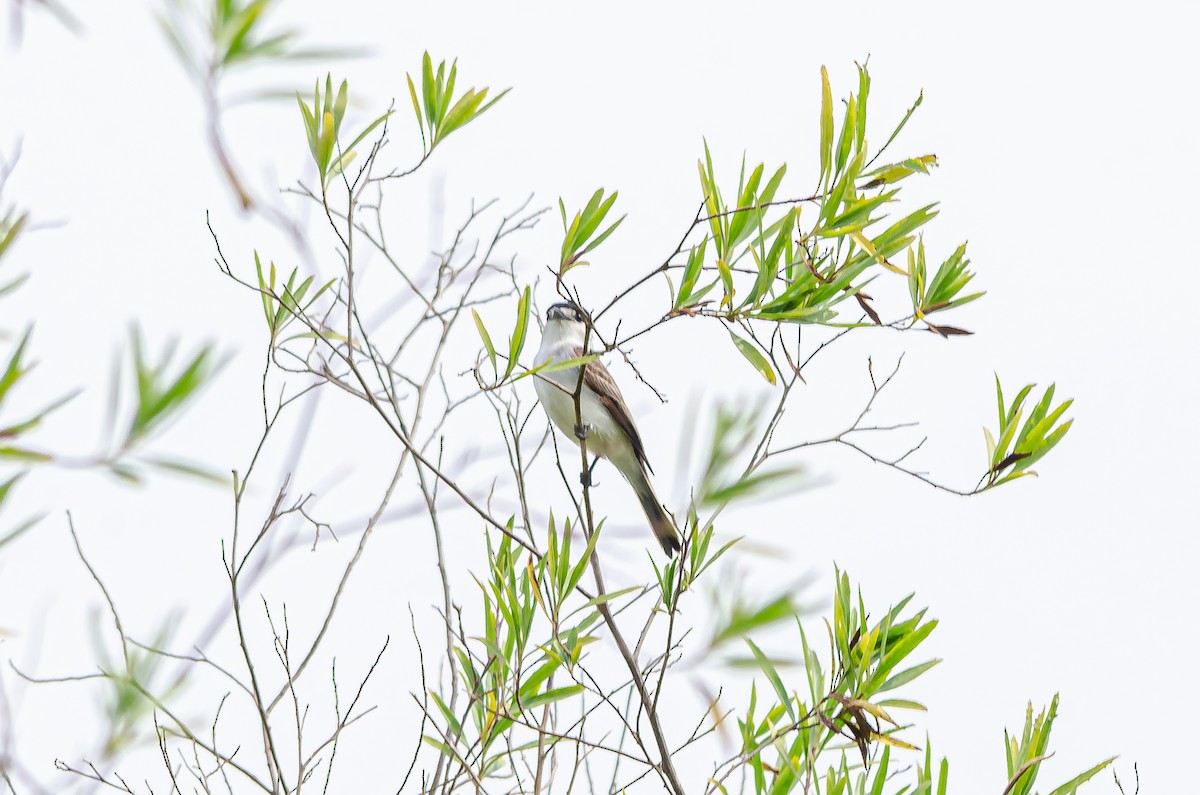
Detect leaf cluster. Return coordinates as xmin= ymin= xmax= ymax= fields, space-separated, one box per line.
xmin=297 ymin=75 xmax=391 ymax=189
xmin=1003 ymin=695 xmax=1115 ymax=795
xmin=423 ymin=526 xmax=619 ymax=780
xmin=254 ymin=252 xmax=336 ymax=342
xmin=984 ymin=378 xmax=1073 ymax=489
xmin=724 ymin=567 xmax=940 ymax=794
xmin=558 ymin=188 xmax=625 ymax=274
xmin=160 ymin=0 xmax=323 ymax=80
xmin=407 ymin=53 xmax=508 ymax=155
xmin=665 ymin=64 xmax=983 ymax=385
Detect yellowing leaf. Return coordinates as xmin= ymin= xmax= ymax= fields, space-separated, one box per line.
xmin=851 ymin=231 xmax=908 ymax=276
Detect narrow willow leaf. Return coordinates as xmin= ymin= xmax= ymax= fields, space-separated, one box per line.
xmin=296 ymin=94 xmax=318 ymax=157
xmin=873 ymin=89 xmax=924 ymax=163
xmin=421 ymin=735 xmax=455 ymax=757
xmin=877 ymin=658 xmax=941 ymax=692
xmin=515 ymin=353 xmax=600 ymax=382
xmin=580 ymin=215 xmax=625 ymax=256
xmin=746 ymin=638 xmax=795 ymax=722
xmin=851 ymin=231 xmax=907 ymax=276
xmin=429 ymin=691 xmax=461 ymax=736
xmin=406 ymin=73 xmax=425 ymax=143
xmin=0 ymin=447 xmax=52 ymax=463
xmin=675 ymin=239 xmax=707 ymax=307
xmin=143 ymin=457 xmax=227 ymax=483
xmin=0 ymin=514 xmax=42 ymax=550
xmin=716 ymin=259 xmax=734 ymax=307
xmin=333 ymin=78 xmax=348 ymax=129
xmin=520 ymin=684 xmax=583 ymax=711
xmin=856 ymin=62 xmax=870 ymax=152
xmin=876 ymin=698 xmax=927 ymax=711
xmin=1015 ymin=419 xmax=1072 ymax=472
xmin=0 ymin=329 xmax=32 ymax=405
xmin=727 ymin=329 xmax=775 ymax=385
xmin=472 ymin=309 xmax=497 ymax=375
xmin=820 ymin=66 xmax=834 ymax=183
xmin=564 ymin=585 xmax=640 ymax=620
xmin=317 ymin=111 xmax=335 ymax=175
xmin=872 ymin=731 xmax=919 ymax=751
xmin=439 ymin=88 xmax=486 ymax=140
xmin=835 ymin=94 xmax=857 ymax=176
xmin=421 ymin=52 xmax=436 ymax=129
xmin=1045 ymin=757 xmax=1117 ymax=795
xmin=344 ymin=110 xmax=394 ymax=158
xmin=503 ymin=287 xmax=530 ymax=380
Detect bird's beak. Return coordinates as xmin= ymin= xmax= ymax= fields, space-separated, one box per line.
xmin=548 ymin=306 xmax=569 ymax=321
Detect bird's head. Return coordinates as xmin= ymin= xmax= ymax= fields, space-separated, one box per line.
xmin=546 ymin=301 xmax=587 ymax=327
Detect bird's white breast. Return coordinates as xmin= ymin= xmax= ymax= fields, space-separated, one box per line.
xmin=533 ymin=334 xmax=626 ymax=461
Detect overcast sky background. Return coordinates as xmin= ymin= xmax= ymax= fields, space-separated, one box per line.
xmin=1 ymin=0 xmax=1197 ymax=792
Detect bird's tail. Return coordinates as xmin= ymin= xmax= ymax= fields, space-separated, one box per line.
xmin=628 ymin=466 xmax=680 ymax=557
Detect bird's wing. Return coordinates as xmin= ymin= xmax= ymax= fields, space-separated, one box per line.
xmin=572 ymin=345 xmax=653 ymax=474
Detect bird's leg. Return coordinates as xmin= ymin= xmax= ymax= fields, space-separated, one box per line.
xmin=580 ymin=455 xmax=601 ymax=488
xmin=573 ymin=424 xmax=597 ymax=487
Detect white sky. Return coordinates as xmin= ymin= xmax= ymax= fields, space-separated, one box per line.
xmin=1 ymin=0 xmax=1198 ymax=792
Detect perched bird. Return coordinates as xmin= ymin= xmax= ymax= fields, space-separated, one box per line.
xmin=533 ymin=301 xmax=679 ymax=556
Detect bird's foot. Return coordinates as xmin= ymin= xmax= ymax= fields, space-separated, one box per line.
xmin=579 ymin=456 xmax=601 ymax=488
xmin=573 ymin=423 xmax=592 ymax=441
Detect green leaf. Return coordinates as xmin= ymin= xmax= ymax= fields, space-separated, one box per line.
xmin=1014 ymin=418 xmax=1073 ymax=473
xmin=316 ymin=111 xmax=335 ymax=176
xmin=0 ymin=514 xmax=42 ymax=551
xmin=1046 ymin=758 xmax=1117 ymax=795
xmin=502 ymin=287 xmax=530 ymax=380
xmin=819 ymin=66 xmax=834 ymax=183
xmin=564 ymin=585 xmax=640 ymax=619
xmin=712 ymin=592 xmax=796 ymax=647
xmin=873 ymin=89 xmax=924 ymax=164
xmin=703 ymin=465 xmax=802 ymax=507
xmin=429 ymin=691 xmax=461 ymax=736
xmin=875 ymin=698 xmax=927 ymax=711
xmin=296 ymin=93 xmax=318 ymax=158
xmin=746 ymin=638 xmax=795 ymax=723
xmin=675 ymin=238 xmax=708 ymax=308
xmin=877 ymin=658 xmax=941 ymax=692
xmin=472 ymin=309 xmax=497 ymax=376
xmin=421 ymin=735 xmax=455 ymax=757
xmin=143 ymin=457 xmax=227 ymax=484
xmin=439 ymin=88 xmax=486 ymax=140
xmin=835 ymin=93 xmax=857 ymax=175
xmin=0 ymin=472 xmax=23 ymax=507
xmin=515 ymin=353 xmax=600 ymax=382
xmin=332 ymin=78 xmax=348 ymax=129
xmin=727 ymin=329 xmax=775 ymax=385
xmin=406 ymin=73 xmax=425 ymax=145
xmin=580 ymin=214 xmax=625 ymax=257
xmin=520 ymin=684 xmax=583 ymax=711
xmin=716 ymin=259 xmax=734 ymax=307
xmin=343 ymin=110 xmax=394 ymax=161
xmin=0 ymin=447 xmax=51 ymax=463
xmin=855 ymin=62 xmax=870 ymax=152
xmin=0 ymin=329 xmax=32 ymax=406
xmin=421 ymin=52 xmax=436 ymax=129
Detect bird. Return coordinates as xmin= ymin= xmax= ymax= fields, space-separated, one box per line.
xmin=533 ymin=300 xmax=680 ymax=556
